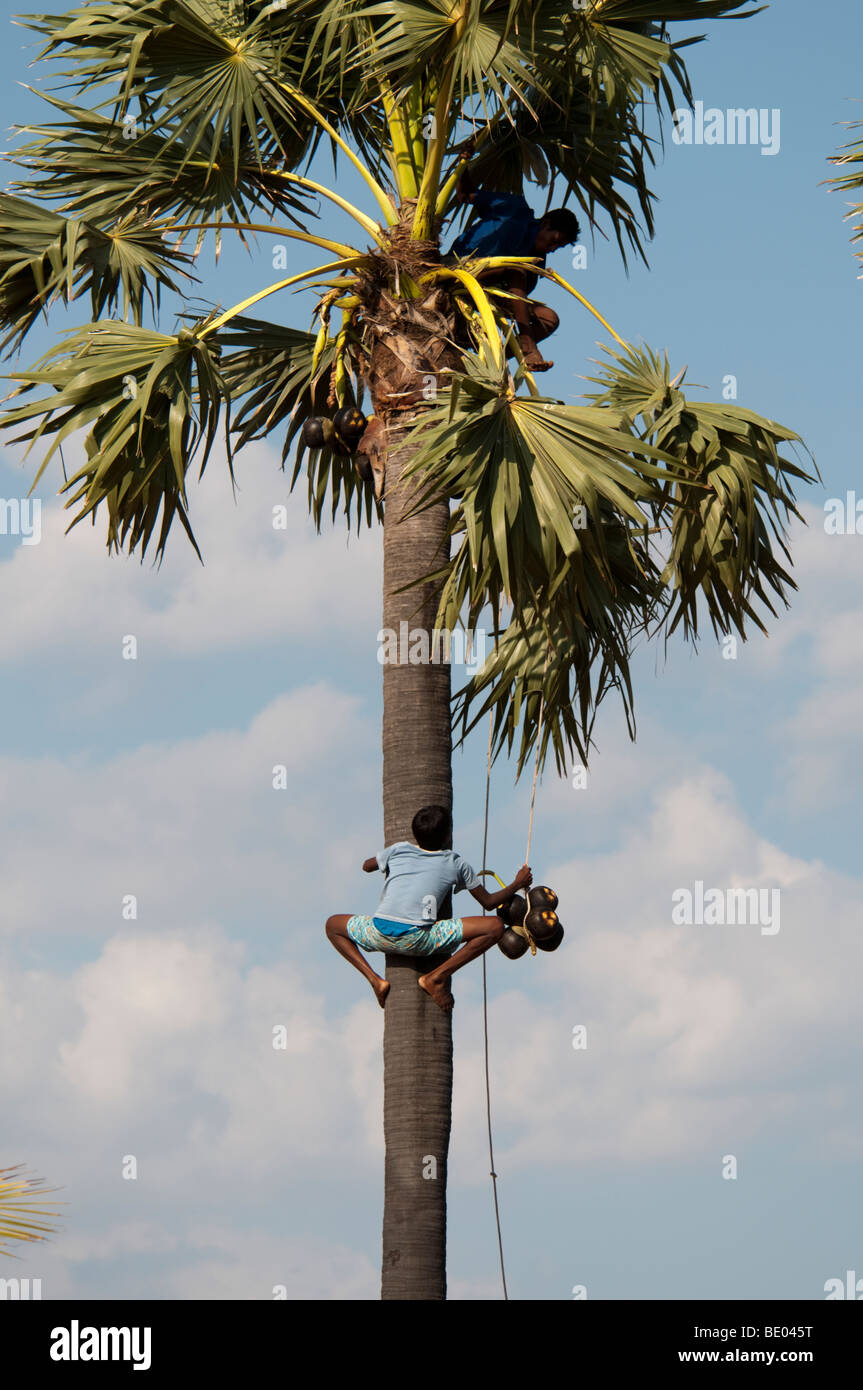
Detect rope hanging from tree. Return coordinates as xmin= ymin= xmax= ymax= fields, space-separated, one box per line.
xmin=480 ymin=708 xmax=508 ymax=1300
xmin=478 ymin=641 xmax=553 ymax=1299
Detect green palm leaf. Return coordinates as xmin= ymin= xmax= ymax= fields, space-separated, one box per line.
xmin=10 ymin=92 xmax=314 ymax=250
xmin=357 ymin=0 xmax=537 ymax=114
xmin=402 ymin=340 xmax=813 ymax=770
xmin=3 ymin=318 xmax=229 ymax=560
xmin=586 ymin=343 xmax=818 ymax=639
xmin=453 ymin=515 xmax=660 ymax=775
xmin=0 ymin=194 xmax=193 ymax=353
xmin=25 ymin=0 xmax=321 ymax=177
xmin=401 ymin=349 xmax=676 ymax=631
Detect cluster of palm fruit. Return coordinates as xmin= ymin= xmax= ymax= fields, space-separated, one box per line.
xmin=498 ymin=884 xmax=564 ymax=960
xmin=301 ymin=405 xmax=367 ymax=456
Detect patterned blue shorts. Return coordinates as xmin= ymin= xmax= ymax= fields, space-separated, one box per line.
xmin=346 ymin=915 xmax=464 ymax=955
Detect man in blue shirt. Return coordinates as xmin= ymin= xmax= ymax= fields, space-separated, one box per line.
xmin=448 ymin=169 xmax=581 ymax=372
xmin=326 ymin=805 xmax=532 ymax=1011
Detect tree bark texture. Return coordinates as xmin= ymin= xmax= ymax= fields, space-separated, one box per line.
xmin=380 ymin=413 xmax=453 ymax=1300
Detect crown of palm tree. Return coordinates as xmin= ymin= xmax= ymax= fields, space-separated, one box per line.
xmin=0 ymin=0 xmax=815 ymax=775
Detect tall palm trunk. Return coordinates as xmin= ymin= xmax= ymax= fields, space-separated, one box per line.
xmin=380 ymin=412 xmax=453 ymax=1300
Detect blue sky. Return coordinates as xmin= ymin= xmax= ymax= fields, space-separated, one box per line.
xmin=2 ymin=0 xmax=863 ymax=1301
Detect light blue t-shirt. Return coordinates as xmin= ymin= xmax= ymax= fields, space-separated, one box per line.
xmin=374 ymin=842 xmax=481 ymax=930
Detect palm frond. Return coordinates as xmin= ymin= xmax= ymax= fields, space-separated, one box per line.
xmin=0 ymin=194 xmax=193 ymax=354
xmin=406 ymin=337 xmax=814 ymax=775
xmin=23 ymin=0 xmax=315 ymax=178
xmin=2 ymin=318 xmax=229 ymax=560
xmin=9 ymin=92 xmax=314 ymax=252
xmin=400 ymin=348 xmax=677 ymax=632
xmin=586 ymin=342 xmax=819 ymax=641
xmin=0 ymin=1166 xmax=62 ymax=1260
xmin=453 ymin=515 xmax=661 ymax=776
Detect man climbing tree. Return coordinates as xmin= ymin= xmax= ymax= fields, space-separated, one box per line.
xmin=448 ymin=167 xmax=581 ymax=371
xmin=325 ymin=803 xmax=533 ymax=1011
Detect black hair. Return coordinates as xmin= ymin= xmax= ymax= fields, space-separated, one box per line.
xmin=540 ymin=207 xmax=581 ymax=243
xmin=411 ymin=805 xmax=452 ymax=850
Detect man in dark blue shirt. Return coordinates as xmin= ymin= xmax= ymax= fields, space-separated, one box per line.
xmin=448 ymin=170 xmax=581 ymax=372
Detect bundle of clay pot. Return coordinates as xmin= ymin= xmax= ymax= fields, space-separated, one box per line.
xmin=301 ymin=405 xmax=368 ymax=454
xmin=301 ymin=407 xmax=386 ymax=499
xmin=497 ymin=885 xmax=564 ymax=959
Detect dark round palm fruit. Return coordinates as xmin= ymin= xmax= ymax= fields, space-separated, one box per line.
xmin=528 ymin=885 xmax=559 ymax=912
xmin=302 ymin=416 xmax=335 ymax=449
xmin=499 ymin=894 xmax=527 ymax=927
xmin=333 ymin=405 xmax=367 ymax=443
xmin=524 ymin=907 xmax=559 ymax=942
xmin=498 ymin=927 xmax=529 ymax=960
xmin=536 ymin=921 xmax=564 ymax=952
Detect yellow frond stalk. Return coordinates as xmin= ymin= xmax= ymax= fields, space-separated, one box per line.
xmin=378 ymin=72 xmax=420 ymax=202
xmin=406 ymin=82 xmax=427 ymax=179
xmin=282 ymin=87 xmax=398 ymax=227
xmin=505 ymin=327 xmax=541 ymax=396
xmin=201 ymin=258 xmax=367 ymax=336
xmin=447 ymin=256 xmax=629 ymax=349
xmin=421 ymin=266 xmax=504 ymax=369
xmin=413 ymin=80 xmax=454 ymax=239
xmin=436 ymin=153 xmax=470 ymax=218
xmin=413 ymin=8 xmax=468 ymax=239
xmin=435 ymin=123 xmax=491 ymax=217
xmin=265 ymin=171 xmax=387 ymax=244
xmin=171 ymin=223 xmax=360 ymax=259
xmin=536 ymin=268 xmax=630 ymax=350
xmin=333 ymin=313 xmax=354 ymax=405
xmin=0 ymin=1166 xmax=62 ymax=1258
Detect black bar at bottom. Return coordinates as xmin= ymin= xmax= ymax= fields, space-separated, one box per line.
xmin=3 ymin=1298 xmax=860 ymax=1375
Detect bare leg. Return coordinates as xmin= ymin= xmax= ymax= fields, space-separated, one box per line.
xmin=519 ymin=304 xmax=560 ymax=371
xmin=418 ymin=916 xmax=504 ymax=1011
xmin=325 ymin=915 xmax=390 ymax=1008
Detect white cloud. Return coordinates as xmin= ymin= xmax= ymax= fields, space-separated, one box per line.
xmin=13 ymin=1223 xmax=378 ymax=1300
xmin=58 ymin=1223 xmax=181 ymax=1262
xmin=0 ymin=438 xmax=381 ymax=666
xmin=164 ymin=1228 xmax=378 ymax=1300
xmin=0 ymin=683 xmax=375 ymax=937
xmin=1 ymin=924 xmax=385 ymax=1208
xmin=753 ymin=507 xmax=863 ymax=810
xmin=449 ymin=766 xmax=863 ymax=1179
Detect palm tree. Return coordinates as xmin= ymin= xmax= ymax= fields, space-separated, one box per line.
xmin=0 ymin=0 xmax=814 ymax=1300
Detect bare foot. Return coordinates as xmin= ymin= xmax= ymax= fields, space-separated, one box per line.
xmin=418 ymin=974 xmax=454 ymax=1012
xmin=524 ymin=354 xmax=554 ymax=372
xmin=372 ymin=978 xmax=390 ymax=1009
